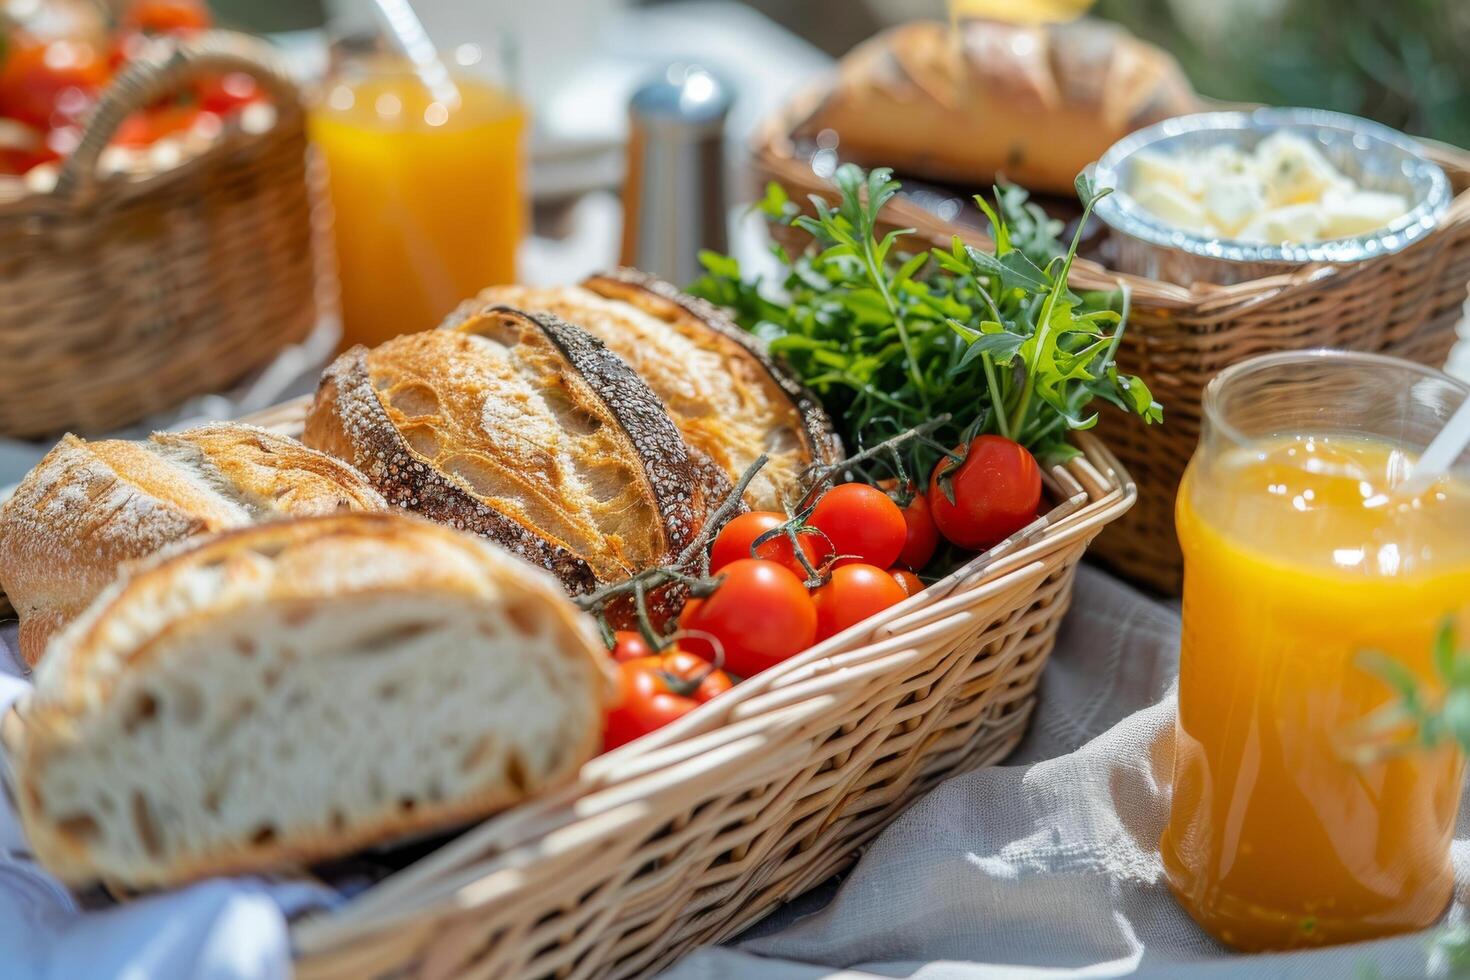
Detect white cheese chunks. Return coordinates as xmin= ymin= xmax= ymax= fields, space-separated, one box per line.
xmin=1131 ymin=151 xmax=1200 ymax=196
xmin=1321 ymin=188 xmax=1411 ymax=238
xmin=1203 ymin=174 xmax=1266 ymax=236
xmin=1238 ymin=204 xmax=1324 ymax=244
xmin=1133 ymin=183 xmax=1210 ymax=233
xmin=1255 ymin=131 xmax=1351 ymax=206
xmin=1127 ymin=130 xmax=1410 ymax=245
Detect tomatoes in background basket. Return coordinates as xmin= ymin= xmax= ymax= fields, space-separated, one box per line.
xmin=197 ymin=70 xmax=260 ymax=114
xmin=812 ymin=563 xmax=908 ymax=643
xmin=678 ymin=559 xmax=816 ymax=677
xmin=0 ymin=37 xmax=107 ymax=129
xmin=894 ymin=491 xmax=938 ymax=570
xmin=120 ymin=0 xmax=212 ymax=35
xmin=889 ymin=569 xmax=924 ymax=597
xmin=808 ymin=483 xmax=906 ymax=569
xmin=709 ymin=511 xmax=823 ymax=580
xmin=608 ymin=630 xmax=657 ymax=664
xmin=112 ymin=104 xmax=212 ymax=146
xmin=928 ymin=435 xmax=1042 ymax=551
xmin=603 ymin=650 xmax=733 ymax=750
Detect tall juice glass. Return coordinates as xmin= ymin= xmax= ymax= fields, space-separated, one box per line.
xmin=1163 ymin=350 xmax=1470 ymax=951
xmin=310 ymin=47 xmax=525 ymax=351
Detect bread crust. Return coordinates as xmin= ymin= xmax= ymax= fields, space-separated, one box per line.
xmin=305 ymin=308 xmax=722 ymax=597
xmin=6 ymin=513 xmax=614 ymax=888
xmin=0 ymin=424 xmax=386 ymax=667
xmin=471 ymin=271 xmax=841 ymax=511
xmin=303 ymin=344 xmax=600 ymax=594
xmin=793 ymin=19 xmax=1198 ymax=196
xmin=586 ymin=268 xmax=843 ymax=478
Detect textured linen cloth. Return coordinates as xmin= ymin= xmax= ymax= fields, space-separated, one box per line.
xmin=663 ymin=566 xmax=1470 ymax=980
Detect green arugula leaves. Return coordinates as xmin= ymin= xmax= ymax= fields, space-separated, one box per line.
xmin=688 ymin=164 xmax=1162 ymax=480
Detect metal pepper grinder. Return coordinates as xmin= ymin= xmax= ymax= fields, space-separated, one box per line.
xmin=620 ymin=64 xmax=733 ymax=285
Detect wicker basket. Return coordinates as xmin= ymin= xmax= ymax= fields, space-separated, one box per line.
xmin=203 ymin=397 xmax=1136 ymax=979
xmin=753 ymin=97 xmax=1470 ymax=594
xmin=0 ymin=32 xmax=317 ymax=441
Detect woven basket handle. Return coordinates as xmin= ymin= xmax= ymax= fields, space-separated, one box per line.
xmin=54 ymin=30 xmax=301 ymax=201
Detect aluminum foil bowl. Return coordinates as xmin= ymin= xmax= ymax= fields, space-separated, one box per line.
xmin=1091 ymin=108 xmax=1452 ymax=287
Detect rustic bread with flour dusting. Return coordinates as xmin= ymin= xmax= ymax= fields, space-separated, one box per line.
xmin=3 ymin=512 xmax=614 ymax=888
xmin=470 ymin=269 xmax=841 ymax=511
xmin=303 ymin=306 xmax=726 ymax=598
xmin=0 ymin=423 xmax=386 ymax=667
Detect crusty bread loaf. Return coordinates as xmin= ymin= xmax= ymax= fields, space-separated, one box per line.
xmin=2 ymin=513 xmax=614 ymax=888
xmin=471 ymin=269 xmax=841 ymax=511
xmin=0 ymin=423 xmax=387 ymax=668
xmin=794 ymin=19 xmax=1198 ymax=196
xmin=303 ymin=307 xmax=724 ymax=598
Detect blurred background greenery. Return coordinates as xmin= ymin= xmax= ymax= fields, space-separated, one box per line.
xmin=1092 ymin=0 xmax=1470 ymax=148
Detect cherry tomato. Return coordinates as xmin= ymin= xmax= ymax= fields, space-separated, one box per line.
xmin=678 ymin=559 xmax=816 ymax=677
xmin=197 ymin=71 xmax=261 ymax=115
xmin=709 ymin=511 xmax=822 ymax=580
xmin=120 ymin=0 xmax=212 ymax=35
xmin=112 ymin=105 xmax=211 ymax=146
xmin=812 ymin=563 xmax=908 ymax=642
xmin=894 ymin=490 xmax=939 ymax=570
xmin=928 ymin=435 xmax=1042 ymax=551
xmin=0 ymin=120 xmax=56 ymax=175
xmin=0 ymin=38 xmax=108 ymax=129
xmin=608 ymin=630 xmax=657 ymax=663
xmin=889 ymin=569 xmax=924 ymax=597
xmin=807 ymin=483 xmax=906 ymax=569
xmin=603 ymin=650 xmax=733 ymax=750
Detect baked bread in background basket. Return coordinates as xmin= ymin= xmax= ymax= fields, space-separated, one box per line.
xmin=0 ymin=31 xmax=316 ymax=441
xmin=754 ymin=17 xmax=1470 ymax=594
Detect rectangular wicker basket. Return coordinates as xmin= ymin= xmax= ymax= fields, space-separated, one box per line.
xmin=211 ymin=398 xmax=1137 ymax=979
xmin=753 ymin=94 xmax=1470 ymax=594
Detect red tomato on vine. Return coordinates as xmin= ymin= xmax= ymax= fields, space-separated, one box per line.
xmin=603 ymin=650 xmax=733 ymax=750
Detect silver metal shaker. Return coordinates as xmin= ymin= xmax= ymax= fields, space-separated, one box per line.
xmin=620 ymin=64 xmax=733 ymax=285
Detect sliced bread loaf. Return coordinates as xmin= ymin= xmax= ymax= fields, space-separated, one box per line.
xmin=3 ymin=513 xmax=614 ymax=888
xmin=471 ymin=269 xmax=841 ymax=511
xmin=0 ymin=423 xmax=387 ymax=667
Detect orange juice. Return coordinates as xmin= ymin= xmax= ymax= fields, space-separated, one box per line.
xmin=1165 ymin=433 xmax=1470 ymax=951
xmin=311 ymin=67 xmax=526 ymax=350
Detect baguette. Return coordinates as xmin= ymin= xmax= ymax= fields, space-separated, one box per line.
xmin=794 ymin=19 xmax=1198 ymax=196
xmin=303 ymin=307 xmax=725 ymax=600
xmin=471 ymin=269 xmax=841 ymax=511
xmin=0 ymin=423 xmax=387 ymax=667
xmin=3 ymin=513 xmax=614 ymax=888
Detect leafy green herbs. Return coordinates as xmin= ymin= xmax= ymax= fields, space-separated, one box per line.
xmin=688 ymin=164 xmax=1161 ymax=482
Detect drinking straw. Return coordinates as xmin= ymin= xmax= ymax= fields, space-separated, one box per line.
xmin=1401 ymin=395 xmax=1470 ymax=496
xmin=369 ymin=0 xmax=461 ymax=109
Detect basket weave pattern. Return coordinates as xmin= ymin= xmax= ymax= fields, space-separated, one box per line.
xmin=753 ymin=109 xmax=1470 ymax=594
xmin=0 ymin=33 xmax=316 ymax=440
xmin=235 ymin=391 xmax=1134 ymax=979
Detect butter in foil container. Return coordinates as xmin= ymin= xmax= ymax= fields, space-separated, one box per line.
xmin=1090 ymin=108 xmax=1452 ymax=287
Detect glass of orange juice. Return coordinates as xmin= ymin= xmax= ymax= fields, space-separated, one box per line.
xmin=310 ymin=39 xmax=526 ymax=351
xmin=1164 ymin=350 xmax=1470 ymax=951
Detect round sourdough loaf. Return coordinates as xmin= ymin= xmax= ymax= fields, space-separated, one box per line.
xmin=470 ymin=269 xmax=841 ymax=512
xmin=0 ymin=423 xmax=387 ymax=668
xmin=2 ymin=512 xmax=614 ymax=889
xmin=303 ymin=307 xmax=727 ymax=599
